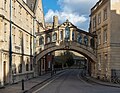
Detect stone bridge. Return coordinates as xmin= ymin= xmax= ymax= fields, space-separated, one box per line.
xmin=35 ymin=20 xmax=97 ymax=63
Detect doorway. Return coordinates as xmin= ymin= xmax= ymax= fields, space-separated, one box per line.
xmin=3 ymin=61 xmax=6 ymax=84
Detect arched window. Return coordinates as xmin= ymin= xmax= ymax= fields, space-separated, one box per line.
xmin=18 ymin=63 xmax=22 ymax=73
xmin=12 ymin=63 xmax=16 ymax=74
xmin=30 ymin=57 xmax=33 ymax=71
xmin=84 ymin=36 xmax=88 ymax=45
xmin=90 ymin=38 xmax=95 ymax=48
xmin=65 ymin=26 xmax=70 ymax=40
xmin=53 ymin=32 xmax=57 ymax=42
xmin=39 ymin=36 xmax=44 ymax=45
xmin=46 ymin=34 xmax=51 ymax=43
xmin=26 ymin=58 xmax=29 ymax=71
xmin=77 ymin=34 xmax=82 ymax=44
xmin=60 ymin=31 xmax=63 ymax=40
xmin=72 ymin=31 xmax=75 ymax=41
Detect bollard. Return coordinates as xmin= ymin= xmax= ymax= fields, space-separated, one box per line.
xmin=55 ymin=69 xmax=56 ymax=74
xmin=22 ymin=79 xmax=24 ymax=90
xmin=51 ymin=71 xmax=53 ymax=76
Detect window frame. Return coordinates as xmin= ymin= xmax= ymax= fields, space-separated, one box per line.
xmin=53 ymin=32 xmax=57 ymax=42
xmin=39 ymin=36 xmax=44 ymax=45
xmin=93 ymin=16 xmax=97 ymax=28
xmin=98 ymin=12 xmax=101 ymax=25
xmin=103 ymin=7 xmax=108 ymax=21
xmin=103 ymin=28 xmax=107 ymax=43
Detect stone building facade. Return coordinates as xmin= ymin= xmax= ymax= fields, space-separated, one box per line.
xmin=89 ymin=0 xmax=120 ymax=80
xmin=0 ymin=0 xmax=45 ymax=86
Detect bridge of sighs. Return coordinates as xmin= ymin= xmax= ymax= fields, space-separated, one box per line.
xmin=35 ymin=20 xmax=97 ymax=64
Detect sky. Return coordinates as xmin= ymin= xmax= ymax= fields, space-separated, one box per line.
xmin=42 ymin=0 xmax=99 ymax=31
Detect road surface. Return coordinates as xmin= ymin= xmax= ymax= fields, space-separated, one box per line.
xmin=32 ymin=69 xmax=120 ymax=93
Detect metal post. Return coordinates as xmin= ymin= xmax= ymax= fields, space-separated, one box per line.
xmin=39 ymin=59 xmax=41 ymax=76
xmin=33 ymin=17 xmax=36 ymax=77
xmin=22 ymin=79 xmax=24 ymax=90
xmin=51 ymin=61 xmax=53 ymax=76
xmin=79 ymin=61 xmax=80 ymax=69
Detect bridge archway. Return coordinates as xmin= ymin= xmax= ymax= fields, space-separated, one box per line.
xmin=36 ymin=41 xmax=97 ymax=63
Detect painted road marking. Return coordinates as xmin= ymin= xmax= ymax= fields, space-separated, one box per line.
xmin=32 ymin=72 xmax=66 ymax=93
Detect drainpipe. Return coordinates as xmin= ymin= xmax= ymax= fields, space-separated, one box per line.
xmin=33 ymin=15 xmax=36 ymax=77
xmin=9 ymin=0 xmax=13 ymax=84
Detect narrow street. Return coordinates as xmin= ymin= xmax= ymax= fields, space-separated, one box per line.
xmin=31 ymin=69 xmax=120 ymax=93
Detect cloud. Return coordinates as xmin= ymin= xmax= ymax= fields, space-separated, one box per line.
xmin=45 ymin=9 xmax=87 ymax=25
xmin=45 ymin=0 xmax=98 ymax=30
xmin=58 ymin=0 xmax=97 ymax=14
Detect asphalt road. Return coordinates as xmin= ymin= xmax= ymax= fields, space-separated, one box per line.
xmin=32 ymin=69 xmax=120 ymax=93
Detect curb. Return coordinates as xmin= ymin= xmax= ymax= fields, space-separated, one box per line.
xmin=84 ymin=76 xmax=120 ymax=88
xmin=0 ymin=86 xmax=5 ymax=89
xmin=23 ymin=70 xmax=65 ymax=93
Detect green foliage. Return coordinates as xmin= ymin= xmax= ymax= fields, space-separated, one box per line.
xmin=65 ymin=51 xmax=74 ymax=67
xmin=56 ymin=50 xmax=74 ymax=67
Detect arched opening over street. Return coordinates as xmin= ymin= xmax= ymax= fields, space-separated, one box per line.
xmin=36 ymin=42 xmax=97 ymax=63
xmin=35 ymin=39 xmax=97 ymax=77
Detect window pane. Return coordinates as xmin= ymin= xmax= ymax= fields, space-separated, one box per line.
xmin=65 ymin=26 xmax=70 ymax=40
xmin=39 ymin=36 xmax=44 ymax=45
xmin=77 ymin=34 xmax=82 ymax=44
xmin=53 ymin=33 xmax=57 ymax=41
xmin=72 ymin=31 xmax=74 ymax=40
xmin=84 ymin=36 xmax=88 ymax=45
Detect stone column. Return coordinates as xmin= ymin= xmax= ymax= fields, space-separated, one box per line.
xmin=53 ymin=16 xmax=58 ymax=28
xmin=70 ymin=29 xmax=72 ymax=41
xmin=74 ymin=31 xmax=77 ymax=41
xmin=81 ymin=34 xmax=84 ymax=44
xmin=88 ymin=36 xmax=91 ymax=47
xmin=63 ymin=29 xmax=65 ymax=41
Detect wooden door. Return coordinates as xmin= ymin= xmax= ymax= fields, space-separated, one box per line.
xmin=3 ymin=61 xmax=6 ymax=84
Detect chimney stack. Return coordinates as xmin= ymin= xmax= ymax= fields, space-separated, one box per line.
xmin=53 ymin=16 xmax=58 ymax=28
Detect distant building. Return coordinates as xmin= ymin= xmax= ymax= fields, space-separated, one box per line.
xmin=89 ymin=0 xmax=120 ymax=80
xmin=45 ymin=16 xmax=59 ymax=30
xmin=46 ymin=22 xmax=54 ymax=29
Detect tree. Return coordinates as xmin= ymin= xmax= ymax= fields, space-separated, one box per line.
xmin=54 ymin=50 xmax=74 ymax=68
xmin=65 ymin=51 xmax=74 ymax=67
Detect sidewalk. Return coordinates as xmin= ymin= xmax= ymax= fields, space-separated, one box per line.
xmin=0 ymin=70 xmax=64 ymax=93
xmin=85 ymin=76 xmax=120 ymax=88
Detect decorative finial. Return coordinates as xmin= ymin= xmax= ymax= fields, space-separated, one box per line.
xmin=66 ymin=19 xmax=69 ymax=22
